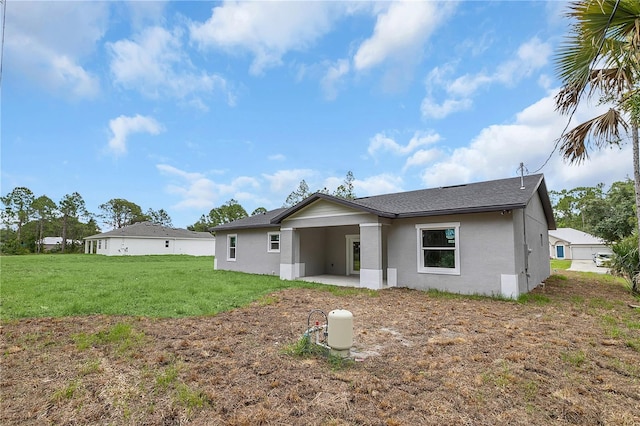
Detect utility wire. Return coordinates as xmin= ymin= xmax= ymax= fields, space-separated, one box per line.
xmin=530 ymin=0 xmax=622 ymax=174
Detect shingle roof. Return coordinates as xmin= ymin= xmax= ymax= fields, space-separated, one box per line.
xmin=85 ymin=222 xmax=215 ymax=240
xmin=350 ymin=174 xmax=548 ymax=217
xmin=211 ymin=208 xmax=288 ymax=231
xmin=548 ymin=228 xmax=605 ymax=245
xmin=216 ymin=174 xmax=556 ymax=231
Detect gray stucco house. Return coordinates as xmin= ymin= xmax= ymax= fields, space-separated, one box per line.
xmin=213 ymin=174 xmax=556 ymax=298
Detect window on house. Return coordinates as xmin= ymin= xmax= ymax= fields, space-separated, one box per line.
xmin=227 ymin=234 xmax=237 ymax=261
xmin=416 ymin=223 xmax=460 ymax=275
xmin=98 ymin=240 xmax=102 ymax=249
xmin=104 ymin=240 xmax=107 ymax=250
xmin=165 ymin=240 xmax=170 ymax=248
xmin=267 ymin=232 xmax=280 ymax=252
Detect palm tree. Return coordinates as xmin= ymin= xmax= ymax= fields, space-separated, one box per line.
xmin=554 ymin=0 xmax=640 ymax=292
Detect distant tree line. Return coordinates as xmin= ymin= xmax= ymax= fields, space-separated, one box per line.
xmin=1 ymin=187 xmax=174 ymax=255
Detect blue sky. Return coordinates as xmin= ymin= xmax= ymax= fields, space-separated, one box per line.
xmin=2 ymin=1 xmax=633 ymax=229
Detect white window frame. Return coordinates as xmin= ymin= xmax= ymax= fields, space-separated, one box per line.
xmin=267 ymin=232 xmax=280 ymax=253
xmin=227 ymin=234 xmax=237 ymax=261
xmin=416 ymin=222 xmax=460 ymax=275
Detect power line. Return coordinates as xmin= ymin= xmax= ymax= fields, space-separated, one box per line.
xmin=530 ymin=0 xmax=622 ymax=174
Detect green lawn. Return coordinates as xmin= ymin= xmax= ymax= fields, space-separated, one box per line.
xmin=551 ymin=259 xmax=572 ymax=270
xmin=0 ymin=255 xmax=319 ymax=319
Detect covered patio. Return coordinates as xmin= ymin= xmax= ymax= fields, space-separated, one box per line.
xmin=298 ymin=274 xmax=390 ymax=288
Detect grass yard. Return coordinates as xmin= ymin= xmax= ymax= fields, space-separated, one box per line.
xmin=550 ymin=259 xmax=572 ymax=270
xmin=0 ymin=255 xmax=319 ymax=319
xmin=1 ymin=255 xmax=639 ymax=425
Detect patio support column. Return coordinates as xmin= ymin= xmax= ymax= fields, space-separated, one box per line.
xmin=359 ymin=223 xmax=383 ymax=290
xmin=280 ymin=227 xmax=301 ymax=280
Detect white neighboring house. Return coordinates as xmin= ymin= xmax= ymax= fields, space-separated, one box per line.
xmin=84 ymin=222 xmax=215 ymax=256
xmin=37 ymin=237 xmax=80 ymax=252
xmin=548 ymin=228 xmax=612 ymax=260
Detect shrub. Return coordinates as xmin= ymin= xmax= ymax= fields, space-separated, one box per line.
xmin=610 ymin=234 xmax=639 ymax=294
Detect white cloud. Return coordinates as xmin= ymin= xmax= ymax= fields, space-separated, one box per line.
xmin=262 ymin=169 xmax=315 ymax=193
xmin=368 ymin=131 xmax=440 ymax=157
xmin=107 ymin=115 xmax=164 ymax=155
xmin=107 ymin=26 xmax=233 ymax=108
xmin=218 ymin=176 xmax=260 ymax=195
xmin=125 ymin=1 xmax=168 ymax=29
xmin=447 ymin=74 xmax=493 ymax=98
xmin=189 ymin=2 xmax=342 ymax=75
xmin=420 ymin=97 xmax=473 ymax=120
xmin=157 ymin=164 xmax=260 ymax=210
xmin=268 ymin=154 xmax=286 ymax=161
xmin=321 ymin=59 xmax=350 ymax=100
xmin=355 ymin=174 xmax=404 ymax=196
xmin=417 ymin=91 xmax=633 ymax=190
xmin=6 ymin=1 xmax=107 ymax=98
xmin=353 ymin=1 xmax=456 ymax=71
xmin=403 ymin=148 xmax=442 ymax=171
xmin=421 ymin=37 xmax=552 ymax=120
xmin=494 ymin=38 xmax=552 ymax=86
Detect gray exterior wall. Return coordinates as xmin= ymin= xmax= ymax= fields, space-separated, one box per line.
xmin=282 ymin=212 xmax=377 ymax=229
xmin=520 ymin=193 xmax=552 ymax=293
xmin=323 ymin=226 xmax=359 ymax=275
xmin=214 ymin=189 xmax=551 ymax=296
xmin=387 ymin=211 xmax=516 ymax=296
xmin=299 ymin=228 xmax=326 ymax=276
xmin=214 ymin=229 xmax=280 ymax=275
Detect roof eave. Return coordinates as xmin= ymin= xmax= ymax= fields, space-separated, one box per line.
xmin=211 ymin=223 xmax=281 ymax=232
xmin=395 ymin=203 xmax=528 ymax=219
xmin=534 ymin=177 xmax=557 ymax=230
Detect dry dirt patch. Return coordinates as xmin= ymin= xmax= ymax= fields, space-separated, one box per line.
xmin=2 ymin=273 xmax=639 ymax=425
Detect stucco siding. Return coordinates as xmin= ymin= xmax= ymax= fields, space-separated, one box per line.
xmin=214 ymin=229 xmax=280 ymax=275
xmin=92 ymin=236 xmax=213 ymax=256
xmin=299 ymin=228 xmax=327 ymax=276
xmin=282 ymin=212 xmax=378 ymax=229
xmin=512 ymin=209 xmax=527 ymax=292
xmin=322 ymin=226 xmax=358 ymax=275
xmin=387 ymin=212 xmax=516 ymax=296
xmin=287 ymin=199 xmax=366 ymax=220
xmin=522 ymin=194 xmax=552 ymax=293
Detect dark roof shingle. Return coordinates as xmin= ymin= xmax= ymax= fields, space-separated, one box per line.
xmin=85 ymin=222 xmax=215 ymax=239
xmin=216 ymin=175 xmax=556 ymax=231
xmin=211 ymin=208 xmax=287 ymax=231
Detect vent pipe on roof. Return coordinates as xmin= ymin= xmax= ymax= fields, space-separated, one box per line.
xmin=518 ymin=162 xmax=526 ymax=190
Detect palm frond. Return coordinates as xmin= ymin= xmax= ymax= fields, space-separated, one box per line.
xmin=554 ymin=0 xmax=640 ymax=112
xmin=559 ymin=107 xmax=630 ymax=163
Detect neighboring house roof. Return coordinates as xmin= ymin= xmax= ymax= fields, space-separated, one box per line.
xmin=212 ymin=208 xmax=288 ymax=231
xmin=214 ymin=174 xmax=556 ymax=231
xmin=548 ymin=228 xmax=605 ymax=245
xmin=84 ymin=222 xmax=214 ymax=240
